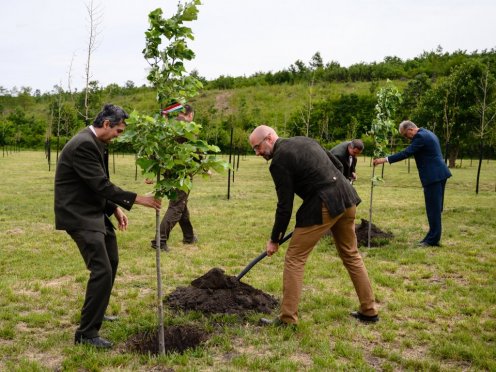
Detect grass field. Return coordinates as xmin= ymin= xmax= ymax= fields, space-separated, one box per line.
xmin=0 ymin=150 xmax=495 ymax=371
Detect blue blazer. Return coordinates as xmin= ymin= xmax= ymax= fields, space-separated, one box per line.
xmin=388 ymin=128 xmax=452 ymax=187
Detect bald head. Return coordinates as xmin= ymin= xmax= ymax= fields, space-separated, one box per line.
xmin=249 ymin=125 xmax=279 ymax=160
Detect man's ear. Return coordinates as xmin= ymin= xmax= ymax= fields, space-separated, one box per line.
xmin=103 ymin=120 xmax=110 ymax=129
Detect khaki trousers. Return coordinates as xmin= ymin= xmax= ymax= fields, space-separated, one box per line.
xmin=280 ymin=204 xmax=377 ymax=324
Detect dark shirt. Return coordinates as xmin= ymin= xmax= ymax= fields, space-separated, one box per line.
xmin=268 ymin=137 xmax=361 ymax=242
xmin=330 ymin=141 xmax=356 ymax=180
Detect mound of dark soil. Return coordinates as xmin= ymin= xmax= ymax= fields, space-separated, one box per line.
xmin=355 ymin=219 xmax=394 ymax=247
xmin=165 ymin=267 xmax=278 ymax=315
xmin=125 ymin=325 xmax=209 ymax=356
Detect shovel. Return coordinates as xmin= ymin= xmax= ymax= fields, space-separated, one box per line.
xmin=236 ymin=231 xmax=293 ymax=281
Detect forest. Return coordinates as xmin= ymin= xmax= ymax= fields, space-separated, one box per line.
xmin=1 ymin=47 xmax=496 ymax=166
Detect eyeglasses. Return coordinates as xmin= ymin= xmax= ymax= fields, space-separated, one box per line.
xmin=252 ymin=136 xmax=268 ymax=152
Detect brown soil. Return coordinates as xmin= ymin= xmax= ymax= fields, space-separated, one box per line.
xmin=165 ymin=267 xmax=278 ymax=315
xmin=355 ymin=219 xmax=394 ymax=247
xmin=125 ymin=325 xmax=209 ymax=356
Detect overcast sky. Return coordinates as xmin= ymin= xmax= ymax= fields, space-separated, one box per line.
xmin=1 ymin=0 xmax=495 ymax=93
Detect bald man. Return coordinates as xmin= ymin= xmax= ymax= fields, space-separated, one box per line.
xmin=249 ymin=125 xmax=379 ymax=327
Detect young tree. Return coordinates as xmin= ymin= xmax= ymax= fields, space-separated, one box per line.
xmin=119 ymin=0 xmax=228 ymax=355
xmin=82 ymin=0 xmax=102 ymax=124
xmin=368 ymin=81 xmax=402 ymax=248
xmin=474 ymin=63 xmax=496 ymax=194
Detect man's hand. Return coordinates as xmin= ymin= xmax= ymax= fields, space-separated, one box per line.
xmin=135 ymin=195 xmax=161 ymax=211
xmin=114 ymin=207 xmax=128 ymax=231
xmin=373 ymin=158 xmax=387 ymax=166
xmin=351 ymin=172 xmax=357 ymax=181
xmin=266 ymin=240 xmax=279 ymax=256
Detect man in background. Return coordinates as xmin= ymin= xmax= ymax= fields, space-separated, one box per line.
xmin=54 ymin=104 xmax=161 ymax=349
xmin=373 ymin=120 xmax=451 ymax=247
xmin=330 ymin=139 xmax=364 ymax=182
xmin=151 ymin=104 xmax=198 ymax=251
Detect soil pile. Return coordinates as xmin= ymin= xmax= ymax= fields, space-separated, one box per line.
xmin=355 ymin=218 xmax=394 ymax=247
xmin=125 ymin=325 xmax=209 ymax=356
xmin=166 ymin=267 xmax=278 ymax=315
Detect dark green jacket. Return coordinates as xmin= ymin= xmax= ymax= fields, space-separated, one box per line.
xmin=54 ymin=128 xmax=136 ymax=233
xmin=269 ymin=137 xmax=361 ymax=242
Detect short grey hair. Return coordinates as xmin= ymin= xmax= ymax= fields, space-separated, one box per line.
xmin=349 ymin=139 xmax=364 ymax=151
xmin=399 ymin=120 xmax=417 ymax=133
xmin=93 ymin=104 xmax=129 ymax=128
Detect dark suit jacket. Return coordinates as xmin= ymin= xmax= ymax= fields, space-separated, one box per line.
xmin=54 ymin=128 xmax=137 ymax=233
xmin=330 ymin=141 xmax=356 ymax=180
xmin=269 ymin=137 xmax=361 ymax=242
xmin=387 ymin=128 xmax=452 ymax=187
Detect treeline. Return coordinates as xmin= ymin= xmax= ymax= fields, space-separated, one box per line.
xmin=1 ymin=48 xmax=496 ymax=165
xmin=205 ymin=47 xmax=496 ymax=89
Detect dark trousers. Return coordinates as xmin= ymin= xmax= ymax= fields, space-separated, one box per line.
xmin=422 ymin=179 xmax=447 ymax=245
xmin=158 ymin=190 xmax=194 ymax=243
xmin=68 ymin=226 xmax=118 ymax=339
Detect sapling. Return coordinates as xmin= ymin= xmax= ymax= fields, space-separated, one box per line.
xmin=367 ymin=81 xmax=402 ymax=248
xmin=118 ymin=0 xmax=228 ymax=355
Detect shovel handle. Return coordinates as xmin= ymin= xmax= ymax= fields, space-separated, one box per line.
xmin=236 ymin=231 xmax=293 ymax=281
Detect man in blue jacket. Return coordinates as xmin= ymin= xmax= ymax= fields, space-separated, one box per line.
xmin=373 ymin=120 xmax=451 ymax=247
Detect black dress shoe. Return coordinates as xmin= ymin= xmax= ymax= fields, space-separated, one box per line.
xmin=417 ymin=241 xmax=440 ymax=247
xmin=75 ymin=335 xmax=113 ymax=349
xmin=259 ymin=317 xmax=296 ymax=329
xmin=150 ymin=240 xmax=169 ymax=252
xmin=350 ymin=311 xmax=379 ymax=323
xmin=103 ymin=315 xmax=119 ymax=322
xmin=183 ymin=236 xmax=198 ymax=244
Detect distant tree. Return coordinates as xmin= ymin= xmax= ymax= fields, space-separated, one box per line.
xmin=309 ymin=51 xmax=324 ymax=69
xmin=125 ymin=80 xmax=136 ymax=89
xmin=415 ymin=61 xmax=483 ymax=167
xmin=473 ymin=63 xmax=496 ymax=193
xmin=83 ymin=0 xmax=102 ymax=124
xmin=399 ymin=73 xmax=431 ymax=118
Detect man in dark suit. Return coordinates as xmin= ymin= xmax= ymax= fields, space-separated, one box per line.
xmin=373 ymin=120 xmax=452 ymax=247
xmin=54 ymin=104 xmax=161 ymax=348
xmin=330 ymin=139 xmax=364 ymax=182
xmin=250 ymin=125 xmax=379 ymax=327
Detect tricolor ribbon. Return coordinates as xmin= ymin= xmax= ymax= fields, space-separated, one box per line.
xmin=161 ymin=102 xmax=184 ymax=116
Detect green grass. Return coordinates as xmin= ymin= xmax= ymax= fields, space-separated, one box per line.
xmin=0 ymin=151 xmax=495 ymax=371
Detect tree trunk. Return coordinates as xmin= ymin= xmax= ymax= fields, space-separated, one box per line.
xmin=448 ymin=144 xmax=458 ymax=168
xmin=368 ymin=166 xmax=376 ymax=249
xmin=155 ymin=172 xmax=165 ymax=355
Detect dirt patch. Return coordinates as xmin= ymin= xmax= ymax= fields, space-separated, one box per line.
xmin=165 ymin=267 xmax=278 ymax=315
xmin=355 ymin=219 xmax=394 ymax=247
xmin=323 ymin=219 xmax=394 ymax=247
xmin=214 ymin=91 xmax=233 ymax=113
xmin=125 ymin=325 xmax=209 ymax=356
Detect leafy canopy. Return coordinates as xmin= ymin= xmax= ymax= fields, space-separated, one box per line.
xmin=369 ymin=80 xmax=402 ymax=184
xmin=369 ymin=80 xmax=403 ymax=158
xmin=119 ymin=0 xmax=229 ymax=200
